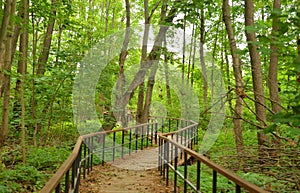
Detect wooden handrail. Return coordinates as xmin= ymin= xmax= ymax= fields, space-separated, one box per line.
xmin=40 ymin=121 xmax=158 ymax=193
xmin=158 ymin=134 xmax=269 ymax=193
xmin=40 ymin=137 xmax=83 ymax=193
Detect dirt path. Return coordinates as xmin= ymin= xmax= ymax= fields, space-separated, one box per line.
xmin=79 ymin=163 xmax=174 ymax=193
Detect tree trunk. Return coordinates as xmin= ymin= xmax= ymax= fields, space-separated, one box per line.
xmin=200 ymin=6 xmax=208 ymax=109
xmin=268 ymin=0 xmax=282 ymax=113
xmin=136 ymin=0 xmax=150 ymax=123
xmin=182 ymin=13 xmax=186 ymax=83
xmin=140 ymin=63 xmax=159 ymax=123
xmin=187 ymin=24 xmax=195 ymax=82
xmin=114 ymin=5 xmax=177 ymax=123
xmin=114 ymin=0 xmax=130 ymax=127
xmin=0 ymin=0 xmax=17 ymax=147
xmin=222 ymin=0 xmax=245 ymax=161
xmin=164 ymin=41 xmax=171 ymax=106
xmin=36 ymin=0 xmax=56 ymax=75
xmin=0 ymin=0 xmax=12 ymax=99
xmin=19 ymin=0 xmax=28 ymax=163
xmin=244 ymin=0 xmax=269 ymax=146
xmin=31 ymin=11 xmax=39 ymax=146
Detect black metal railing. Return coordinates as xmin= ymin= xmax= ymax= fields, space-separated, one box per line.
xmin=41 ymin=116 xmax=184 ymax=193
xmin=158 ymin=132 xmax=270 ymax=193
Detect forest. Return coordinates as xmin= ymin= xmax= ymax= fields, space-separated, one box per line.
xmin=0 ymin=0 xmax=299 ymax=192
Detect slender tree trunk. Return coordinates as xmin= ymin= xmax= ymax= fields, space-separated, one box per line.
xmin=139 ymin=0 xmax=167 ymax=123
xmin=187 ymin=24 xmax=195 ymax=82
xmin=114 ymin=0 xmax=130 ymax=127
xmin=136 ymin=0 xmax=150 ymax=123
xmin=0 ymin=0 xmax=11 ymax=62
xmin=268 ymin=0 xmax=282 ymax=113
xmin=200 ymin=6 xmax=208 ymax=109
xmin=190 ymin=22 xmax=197 ymax=86
xmin=10 ymin=25 xmax=21 ymax=62
xmin=19 ymin=0 xmax=28 ymax=163
xmin=164 ymin=41 xmax=171 ymax=106
xmin=182 ymin=13 xmax=186 ymax=83
xmin=0 ymin=0 xmax=12 ymax=99
xmin=140 ymin=63 xmax=159 ymax=123
xmin=36 ymin=0 xmax=56 ymax=75
xmin=115 ymin=5 xmax=177 ymax=122
xmin=105 ymin=0 xmax=111 ymax=36
xmin=244 ymin=0 xmax=269 ymax=146
xmin=0 ymin=0 xmax=17 ymax=147
xmin=222 ymin=0 xmax=245 ymax=160
xmin=31 ymin=11 xmax=39 ymax=146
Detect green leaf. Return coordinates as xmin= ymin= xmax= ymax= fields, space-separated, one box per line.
xmin=292 ymin=59 xmax=300 ymax=72
xmin=245 ymin=26 xmax=258 ymax=33
xmin=264 ymin=124 xmax=277 ymax=134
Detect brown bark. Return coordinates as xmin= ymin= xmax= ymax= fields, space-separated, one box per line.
xmin=0 ymin=0 xmax=17 ymax=146
xmin=114 ymin=0 xmax=130 ymax=127
xmin=182 ymin=13 xmax=186 ymax=83
xmin=140 ymin=63 xmax=159 ymax=123
xmin=200 ymin=6 xmax=208 ymax=109
xmin=244 ymin=0 xmax=269 ymax=146
xmin=164 ymin=41 xmax=171 ymax=106
xmin=139 ymin=0 xmax=168 ymax=123
xmin=136 ymin=0 xmax=150 ymax=123
xmin=222 ymin=0 xmax=245 ymax=158
xmin=31 ymin=11 xmax=39 ymax=146
xmin=268 ymin=0 xmax=282 ymax=113
xmin=116 ymin=5 xmax=177 ymax=124
xmin=36 ymin=0 xmax=56 ymax=75
xmin=187 ymin=24 xmax=195 ymax=82
xmin=19 ymin=0 xmax=28 ymax=163
xmin=0 ymin=0 xmax=12 ymax=98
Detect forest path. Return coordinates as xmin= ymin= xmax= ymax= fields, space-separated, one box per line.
xmin=79 ymin=135 xmax=189 ymax=193
xmin=79 ymin=163 xmax=174 ymax=193
xmin=79 ymin=147 xmax=175 ymax=193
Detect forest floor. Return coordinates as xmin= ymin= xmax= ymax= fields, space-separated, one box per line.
xmin=79 ymin=163 xmax=174 ymax=193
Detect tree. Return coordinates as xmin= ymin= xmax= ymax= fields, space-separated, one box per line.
xmin=0 ymin=0 xmax=17 ymax=147
xmin=268 ymin=0 xmax=282 ymax=113
xmin=244 ymin=0 xmax=269 ymax=146
xmin=222 ymin=0 xmax=245 ymax=158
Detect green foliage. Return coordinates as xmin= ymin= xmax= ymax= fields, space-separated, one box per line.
xmin=0 ymin=164 xmax=43 ymax=193
xmin=0 ymin=145 xmax=72 ymax=193
xmin=26 ymin=146 xmax=70 ymax=171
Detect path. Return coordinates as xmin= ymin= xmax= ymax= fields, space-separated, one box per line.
xmin=79 ymin=163 xmax=174 ymax=193
xmin=79 ymin=136 xmax=189 ymax=192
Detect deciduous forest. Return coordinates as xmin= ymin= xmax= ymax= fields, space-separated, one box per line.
xmin=0 ymin=0 xmax=299 ymax=192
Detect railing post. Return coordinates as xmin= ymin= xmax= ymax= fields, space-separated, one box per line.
xmin=129 ymin=128 xmax=132 ymax=155
xmin=155 ymin=123 xmax=158 ymax=144
xmin=113 ymin=132 xmax=116 ymax=161
xmin=141 ymin=125 xmax=144 ymax=150
xmin=174 ymin=146 xmax=178 ymax=193
xmin=122 ymin=130 xmax=125 ymax=158
xmin=65 ymin=170 xmax=70 ymax=192
xmin=55 ymin=183 xmax=60 ymax=193
xmin=184 ymin=152 xmax=188 ymax=192
xmin=146 ymin=124 xmax=149 ymax=147
xmin=196 ymin=160 xmax=201 ymax=192
xmin=236 ymin=184 xmax=241 ymax=193
xmin=166 ymin=141 xmax=169 ymax=186
xmin=213 ymin=170 xmax=217 ymax=193
xmin=83 ymin=142 xmax=86 ymax=179
xmin=91 ymin=137 xmax=94 ymax=171
xmin=102 ymin=134 xmax=105 ymax=166
xmin=135 ymin=128 xmax=138 ymax=153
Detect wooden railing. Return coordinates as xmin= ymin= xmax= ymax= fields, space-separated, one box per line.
xmin=40 ymin=121 xmax=159 ymax=193
xmin=158 ymin=128 xmax=270 ymax=193
xmin=41 ymin=116 xmax=269 ymax=193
